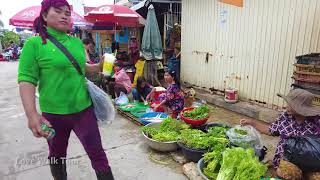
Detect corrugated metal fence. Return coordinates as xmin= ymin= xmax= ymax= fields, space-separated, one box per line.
xmin=181 ymin=0 xmax=320 ymax=108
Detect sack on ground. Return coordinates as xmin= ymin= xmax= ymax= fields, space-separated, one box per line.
xmin=86 ymin=79 xmax=115 ymax=123
xmin=284 ymin=136 xmax=320 ymax=172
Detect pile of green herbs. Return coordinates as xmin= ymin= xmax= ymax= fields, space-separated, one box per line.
xmin=141 ymin=117 xmax=191 ymax=142
xmin=183 ymin=105 xmax=210 ymax=120
xmin=178 ymin=126 xmax=230 ymax=150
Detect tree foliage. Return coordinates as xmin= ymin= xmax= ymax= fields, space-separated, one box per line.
xmin=0 ymin=31 xmax=20 ymax=48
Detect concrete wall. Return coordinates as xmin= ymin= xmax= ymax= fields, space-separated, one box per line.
xmin=181 ymin=0 xmax=320 ymax=109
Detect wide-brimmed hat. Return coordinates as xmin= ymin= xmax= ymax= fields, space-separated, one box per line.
xmin=278 ymin=89 xmax=320 ymax=117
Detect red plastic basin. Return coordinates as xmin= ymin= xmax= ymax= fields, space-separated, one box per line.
xmin=180 ymin=107 xmax=209 ymax=126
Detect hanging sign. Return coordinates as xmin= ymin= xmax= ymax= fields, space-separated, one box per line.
xmin=219 ymin=0 xmax=243 ymax=7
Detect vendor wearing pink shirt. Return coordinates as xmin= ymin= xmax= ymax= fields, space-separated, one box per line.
xmin=108 ymin=61 xmax=132 ymax=98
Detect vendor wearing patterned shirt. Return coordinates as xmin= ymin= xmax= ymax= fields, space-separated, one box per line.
xmin=240 ymin=89 xmax=320 ymax=172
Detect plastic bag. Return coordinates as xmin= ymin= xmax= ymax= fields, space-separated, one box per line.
xmin=86 ymin=79 xmax=115 ymax=123
xmin=284 ymin=136 xmax=320 ymax=171
xmin=115 ymin=92 xmax=129 ymax=106
xmin=226 ymin=125 xmax=262 ymax=149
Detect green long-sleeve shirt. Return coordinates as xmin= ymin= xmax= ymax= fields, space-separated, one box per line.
xmin=18 ymin=27 xmax=92 ymax=114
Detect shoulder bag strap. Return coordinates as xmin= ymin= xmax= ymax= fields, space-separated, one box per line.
xmin=47 ymin=35 xmax=83 ymax=76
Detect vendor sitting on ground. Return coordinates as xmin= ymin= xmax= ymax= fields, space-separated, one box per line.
xmin=108 ymin=61 xmax=132 ymax=99
xmin=240 ymin=89 xmax=320 ymax=176
xmin=132 ymin=76 xmax=153 ymax=102
xmin=152 ymin=70 xmax=184 ymax=118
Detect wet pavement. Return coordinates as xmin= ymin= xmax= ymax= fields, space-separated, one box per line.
xmin=0 ymin=62 xmax=278 ymax=180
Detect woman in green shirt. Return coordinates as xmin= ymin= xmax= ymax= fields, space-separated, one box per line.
xmin=18 ymin=0 xmax=113 ymax=179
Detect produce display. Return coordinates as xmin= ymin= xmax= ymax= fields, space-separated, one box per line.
xmin=200 ymin=126 xmax=267 ymax=180
xmin=141 ymin=117 xmax=191 ymax=142
xmin=213 ymin=148 xmax=267 ymax=180
xmin=202 ymin=147 xmax=226 ymax=180
xmin=207 ymin=126 xmax=230 ymax=138
xmin=152 ymin=131 xmax=180 ymax=142
xmin=183 ymin=105 xmax=210 ymax=120
xmin=226 ymin=125 xmax=261 ymax=149
xmin=234 ymin=128 xmax=248 ymax=136
xmin=178 ymin=128 xmax=229 ymax=150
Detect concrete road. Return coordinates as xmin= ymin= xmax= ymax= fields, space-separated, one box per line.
xmin=0 ymin=62 xmax=187 ymax=180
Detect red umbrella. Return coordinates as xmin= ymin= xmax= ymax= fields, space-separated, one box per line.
xmin=84 ymin=5 xmax=145 ymax=27
xmin=9 ymin=6 xmax=93 ymax=28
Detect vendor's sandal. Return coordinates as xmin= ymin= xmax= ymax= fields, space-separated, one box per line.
xmin=277 ymin=160 xmax=302 ymax=180
xmin=49 ymin=158 xmax=67 ymax=180
xmin=96 ymin=168 xmax=115 ymax=180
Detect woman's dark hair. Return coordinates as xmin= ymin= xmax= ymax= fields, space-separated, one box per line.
xmin=167 ymin=70 xmax=180 ymax=88
xmin=137 ymin=76 xmax=147 ymax=94
xmin=114 ymin=61 xmax=123 ymax=69
xmin=33 ymin=0 xmax=70 ymax=44
xmin=111 ymin=41 xmax=119 ymax=53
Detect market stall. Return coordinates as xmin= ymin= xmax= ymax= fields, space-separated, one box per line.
xmin=84 ymin=4 xmax=145 ymax=57
xmin=117 ymin=102 xmax=272 ymax=179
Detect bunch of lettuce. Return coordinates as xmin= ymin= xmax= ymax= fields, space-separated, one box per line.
xmin=141 ymin=117 xmax=191 ymax=142
xmin=152 ymin=131 xmax=180 ymax=142
xmin=178 ymin=129 xmax=229 ymax=150
xmin=159 ymin=117 xmax=191 ymax=132
xmin=202 ymin=146 xmax=227 ymax=180
xmin=216 ymin=147 xmax=267 ymax=180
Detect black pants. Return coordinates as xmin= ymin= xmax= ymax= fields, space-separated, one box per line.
xmin=108 ymin=82 xmax=128 ymax=98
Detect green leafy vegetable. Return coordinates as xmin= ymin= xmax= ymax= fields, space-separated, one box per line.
xmin=179 ymin=129 xmax=209 ymax=149
xmin=207 ymin=126 xmax=230 ymax=138
xmin=202 ymin=147 xmax=226 ymax=180
xmin=178 ymin=129 xmax=229 ymax=150
xmin=216 ymin=148 xmax=267 ymax=180
xmin=203 ymin=168 xmax=218 ymax=180
xmin=183 ymin=105 xmax=210 ymax=120
xmin=233 ymin=155 xmax=267 ymax=180
xmin=141 ymin=117 xmax=191 ymax=142
xmin=160 ymin=117 xmax=191 ymax=132
xmin=141 ymin=126 xmax=159 ymax=137
xmin=152 ymin=131 xmax=180 ymax=142
xmin=234 ymin=128 xmax=248 ymax=135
